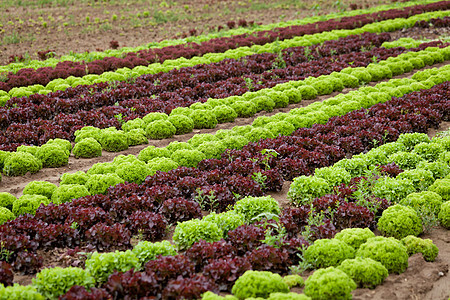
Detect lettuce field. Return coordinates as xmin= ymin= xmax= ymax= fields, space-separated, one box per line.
xmin=0 ymin=0 xmax=449 ymax=299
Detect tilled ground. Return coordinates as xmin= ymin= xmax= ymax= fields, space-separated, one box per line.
xmin=0 ymin=0 xmax=391 ymax=64
xmin=390 ymin=25 xmax=450 ymax=41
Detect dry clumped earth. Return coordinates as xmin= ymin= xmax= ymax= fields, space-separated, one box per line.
xmin=1 ymin=0 xmax=391 ymax=64
xmin=0 ymin=1 xmax=449 ymax=299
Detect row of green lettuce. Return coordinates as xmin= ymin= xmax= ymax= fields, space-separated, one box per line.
xmin=1 ymin=171 xmax=447 ymax=298
xmin=382 ymin=37 xmax=440 ymax=49
xmin=1 ymin=56 xmax=449 ymax=224
xmin=165 ymin=129 xmax=450 ymax=298
xmin=2 ymin=9 xmax=449 ymax=102
xmin=1 ymin=155 xmax=447 ymax=299
xmin=287 ymin=132 xmax=450 ymax=206
xmin=169 ymin=132 xmax=450 ymax=251
xmin=0 ymin=44 xmax=448 ymax=178
xmin=0 ymin=0 xmax=441 ymax=74
xmin=3 ymin=197 xmax=441 ymax=299
xmin=2 ymin=78 xmax=450 ymax=300
xmin=287 ymin=130 xmax=450 ymax=238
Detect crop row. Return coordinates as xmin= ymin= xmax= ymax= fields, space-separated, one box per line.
xmin=415 ymin=14 xmax=450 ymax=26
xmin=0 ymin=0 xmax=443 ymax=75
xmin=382 ymin=16 xmax=450 ymax=49
xmin=162 ymin=127 xmax=450 ymax=297
xmin=0 ymin=44 xmax=448 ymax=184
xmin=5 ymin=62 xmax=448 ymax=199
xmin=0 ymin=79 xmax=447 ymax=299
xmin=1 ymin=39 xmax=447 ymax=150
xmin=1 ymin=8 xmax=449 ymax=101
xmin=0 ymin=68 xmax=447 ymax=275
xmin=0 ymin=32 xmax=397 ymax=146
xmin=288 ymin=133 xmax=450 ymax=204
xmin=286 ymin=133 xmax=450 ymax=232
xmin=3 ymin=126 xmax=449 ymax=297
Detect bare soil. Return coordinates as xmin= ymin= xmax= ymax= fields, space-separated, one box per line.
xmin=390 ymin=26 xmax=450 ymax=41
xmin=0 ymin=0 xmax=392 ymax=64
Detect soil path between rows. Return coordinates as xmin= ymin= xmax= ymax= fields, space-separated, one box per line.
xmin=0 ymin=0 xmax=391 ymax=64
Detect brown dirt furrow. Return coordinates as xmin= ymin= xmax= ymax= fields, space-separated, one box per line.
xmin=0 ymin=0 xmax=391 ymax=64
